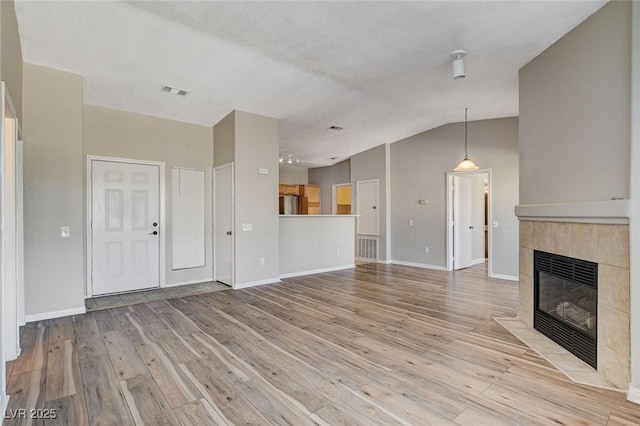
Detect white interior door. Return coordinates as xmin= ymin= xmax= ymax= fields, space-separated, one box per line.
xmin=453 ymin=175 xmax=473 ymax=270
xmin=356 ymin=179 xmax=379 ymax=235
xmin=214 ymin=164 xmax=233 ymax=286
xmin=91 ymin=160 xmax=160 ymax=295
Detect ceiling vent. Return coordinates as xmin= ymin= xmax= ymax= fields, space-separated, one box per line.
xmin=329 ymin=125 xmax=344 ymax=131
xmin=160 ymin=85 xmax=189 ymax=97
xmin=328 ymin=156 xmax=339 ymax=160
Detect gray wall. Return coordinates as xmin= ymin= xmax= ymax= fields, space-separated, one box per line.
xmin=308 ymin=160 xmax=351 ymax=215
xmin=213 ymin=111 xmax=235 ymax=168
xmin=391 ymin=117 xmax=519 ymax=277
xmin=279 ymin=165 xmax=308 ymax=185
xmin=519 ymin=1 xmax=631 ymax=205
xmin=83 ymin=104 xmax=214 ymax=286
xmin=351 ymin=145 xmax=389 ymax=261
xmin=23 ymin=63 xmax=85 ymax=316
xmin=1 ymin=0 xmax=23 ymax=120
xmin=233 ymin=111 xmax=280 ymax=285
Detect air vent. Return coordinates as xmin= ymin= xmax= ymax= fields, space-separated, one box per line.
xmin=160 ymin=85 xmax=189 ymax=97
xmin=329 ymin=125 xmax=344 ymax=131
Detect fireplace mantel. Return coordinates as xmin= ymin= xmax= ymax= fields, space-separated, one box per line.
xmin=515 ymin=199 xmax=630 ymax=224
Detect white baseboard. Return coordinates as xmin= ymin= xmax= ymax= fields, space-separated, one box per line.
xmin=234 ymin=278 xmax=281 ymax=290
xmin=164 ymin=278 xmax=214 ymax=288
xmin=490 ymin=273 xmax=519 ymax=281
xmin=628 ymin=385 xmax=640 ymax=404
xmin=280 ymin=264 xmax=355 ymax=279
xmin=25 ymin=306 xmax=86 ymax=323
xmin=471 ymin=258 xmax=486 ymax=266
xmin=390 ymin=260 xmax=447 ymax=271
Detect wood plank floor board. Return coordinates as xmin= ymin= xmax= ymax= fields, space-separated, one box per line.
xmin=73 ymin=316 xmax=107 ymax=360
xmin=44 ymin=393 xmax=89 ymax=426
xmin=11 ymin=327 xmax=48 ymax=375
xmin=79 ymin=354 xmax=134 ymax=425
xmin=4 ymin=369 xmax=46 ymax=426
xmin=44 ymin=339 xmax=81 ymax=401
xmin=173 ymin=398 xmax=229 ymax=426
xmin=179 ymin=358 xmax=271 ymax=425
xmin=136 ymin=342 xmax=202 ymax=408
xmin=120 ymin=374 xmax=180 ymax=425
xmin=5 ymin=263 xmax=640 ymax=424
xmin=47 ymin=316 xmax=75 ymax=343
xmin=102 ymin=330 xmax=149 ymax=380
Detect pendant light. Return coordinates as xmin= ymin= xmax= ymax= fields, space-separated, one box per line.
xmin=454 ymin=108 xmax=479 ymax=171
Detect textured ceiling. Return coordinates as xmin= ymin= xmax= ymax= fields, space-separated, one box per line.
xmin=15 ymin=1 xmax=606 ymax=166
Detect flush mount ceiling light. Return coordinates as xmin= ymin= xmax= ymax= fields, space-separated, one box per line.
xmin=279 ymin=154 xmax=300 ymax=165
xmin=451 ymin=49 xmax=467 ymax=80
xmin=454 ymin=108 xmax=479 ymax=171
xmin=160 ymin=85 xmax=189 ymax=97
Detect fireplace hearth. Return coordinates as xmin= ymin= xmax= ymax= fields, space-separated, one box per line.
xmin=534 ymin=250 xmax=597 ymax=368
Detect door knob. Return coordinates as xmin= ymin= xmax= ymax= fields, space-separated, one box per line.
xmin=226 ymin=231 xmax=232 ymax=235
xmin=149 ymin=231 xmax=158 ymax=235
xmin=469 ymin=226 xmax=474 ymax=229
xmin=153 ymin=222 xmax=158 ymax=227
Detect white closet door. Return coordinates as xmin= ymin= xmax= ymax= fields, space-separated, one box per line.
xmin=171 ymin=168 xmax=206 ymax=270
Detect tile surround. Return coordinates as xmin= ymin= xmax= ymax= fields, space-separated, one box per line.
xmin=516 ymin=220 xmax=630 ymax=390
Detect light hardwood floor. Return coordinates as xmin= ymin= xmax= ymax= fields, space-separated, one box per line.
xmin=5 ymin=263 xmax=640 ymax=425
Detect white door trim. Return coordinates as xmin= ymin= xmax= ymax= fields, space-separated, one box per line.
xmin=213 ymin=162 xmax=234 ymax=286
xmin=1 ymin=82 xmax=22 ymax=362
xmin=445 ymin=168 xmax=493 ymax=276
xmin=356 ymin=178 xmax=380 ymax=236
xmin=85 ymin=155 xmax=166 ymax=298
xmin=331 ymin=182 xmax=351 ymax=215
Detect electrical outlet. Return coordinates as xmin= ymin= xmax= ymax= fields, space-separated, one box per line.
xmin=408 ymin=219 xmax=414 ymax=226
xmin=424 ymin=246 xmax=429 ymax=254
xmin=260 ymin=257 xmax=265 ymax=266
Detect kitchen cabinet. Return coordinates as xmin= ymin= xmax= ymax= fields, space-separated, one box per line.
xmin=298 ymin=184 xmax=320 ymax=215
xmin=279 ymin=184 xmax=299 ymax=196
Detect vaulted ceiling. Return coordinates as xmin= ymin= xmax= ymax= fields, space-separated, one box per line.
xmin=15 ymin=1 xmax=606 ymax=166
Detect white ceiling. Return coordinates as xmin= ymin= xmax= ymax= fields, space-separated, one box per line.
xmin=15 ymin=1 xmax=606 ymax=166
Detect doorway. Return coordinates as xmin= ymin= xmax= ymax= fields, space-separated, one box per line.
xmin=446 ymin=170 xmax=491 ymax=275
xmin=1 ymin=82 xmax=23 ymax=367
xmin=332 ymin=183 xmax=352 ymax=215
xmin=214 ymin=163 xmax=234 ymax=286
xmin=87 ymin=157 xmax=164 ymax=296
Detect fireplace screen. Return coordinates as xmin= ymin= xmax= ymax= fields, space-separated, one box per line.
xmin=537 ymin=271 xmax=596 ymax=338
xmin=534 ymin=250 xmax=597 ymax=367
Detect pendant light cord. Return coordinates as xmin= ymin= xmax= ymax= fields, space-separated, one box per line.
xmin=464 ymin=107 xmax=468 ymax=159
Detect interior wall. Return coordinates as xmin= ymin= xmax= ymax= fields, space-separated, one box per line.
xmin=0 ymin=0 xmax=23 ymax=120
xmin=233 ymin=111 xmax=280 ymax=285
xmin=83 ymin=104 xmax=214 ymax=286
xmin=308 ymin=159 xmax=350 ymax=215
xmin=279 ymin=165 xmax=308 ymax=185
xmin=23 ymin=63 xmax=84 ymax=317
xmin=213 ymin=111 xmax=235 ymax=168
xmin=519 ymin=1 xmax=631 ymax=205
xmin=391 ymin=117 xmax=519 ymax=277
xmin=351 ymin=145 xmax=388 ymax=261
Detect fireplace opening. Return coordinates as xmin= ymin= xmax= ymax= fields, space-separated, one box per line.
xmin=534 ymin=251 xmax=597 ymax=368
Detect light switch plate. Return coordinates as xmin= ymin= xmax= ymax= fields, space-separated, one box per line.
xmin=258 ymin=168 xmax=269 ymax=175
xmin=242 ymin=223 xmax=253 ymax=231
xmin=61 ymin=226 xmax=70 ymax=238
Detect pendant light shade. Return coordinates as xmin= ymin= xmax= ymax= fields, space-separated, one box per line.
xmin=454 ymin=108 xmax=479 ymax=171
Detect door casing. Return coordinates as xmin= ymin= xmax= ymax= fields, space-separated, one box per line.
xmin=85 ymin=155 xmax=166 ymax=298
xmin=446 ymin=169 xmax=493 ymax=276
